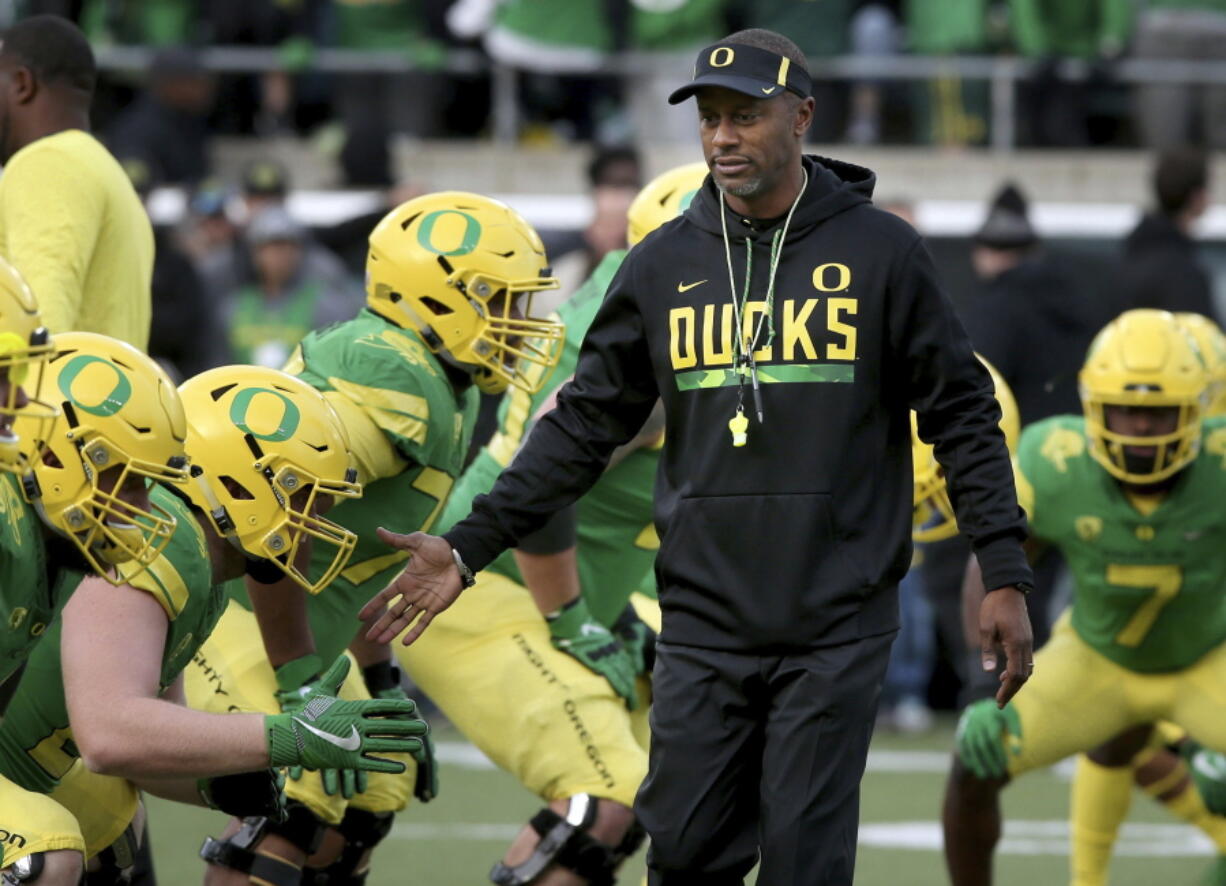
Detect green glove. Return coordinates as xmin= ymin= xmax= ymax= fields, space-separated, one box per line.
xmin=197 ymin=769 xmax=287 ymax=822
xmin=547 ymin=597 xmax=637 ymax=710
xmin=362 ymin=660 xmax=437 ymax=803
xmin=954 ymin=700 xmax=1023 ymax=781
xmin=274 ymin=653 xmax=365 ymax=797
xmin=1187 ymin=744 xmax=1226 ymax=816
xmin=612 ymin=604 xmax=657 ymax=676
xmin=265 ymin=656 xmax=427 ymax=775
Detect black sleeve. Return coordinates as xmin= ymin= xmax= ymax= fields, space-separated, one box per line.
xmin=515 ymin=504 xmax=577 ymax=555
xmin=443 ymin=256 xmax=659 ymax=571
xmin=890 ymin=238 xmax=1033 ymax=592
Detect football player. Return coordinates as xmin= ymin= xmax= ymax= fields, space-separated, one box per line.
xmin=375 ymin=163 xmax=708 ymax=886
xmin=1064 ymin=311 xmax=1226 ymax=886
xmin=0 ymin=349 xmax=426 ymax=886
xmin=185 ymin=191 xmax=566 ymax=886
xmin=943 ymin=309 xmax=1226 ymax=885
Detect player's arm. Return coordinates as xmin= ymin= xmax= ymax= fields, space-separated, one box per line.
xmin=0 ymin=147 xmax=97 ymax=333
xmin=62 ymin=576 xmax=425 ymax=779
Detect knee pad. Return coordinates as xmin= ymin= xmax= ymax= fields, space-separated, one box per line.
xmin=84 ymin=819 xmax=142 ymax=886
xmin=303 ymin=810 xmax=394 ymax=886
xmin=1 ymin=854 xmax=44 ymax=886
xmin=489 ymin=794 xmax=645 ymax=886
xmin=199 ymin=801 xmax=324 ymax=886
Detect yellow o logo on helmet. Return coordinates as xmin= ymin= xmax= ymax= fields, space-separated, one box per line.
xmin=709 ymin=47 xmax=735 ymax=67
xmin=416 ymin=210 xmax=483 ymax=257
xmin=229 ymin=387 xmax=301 ymax=442
xmin=57 ymin=355 xmax=133 ymax=418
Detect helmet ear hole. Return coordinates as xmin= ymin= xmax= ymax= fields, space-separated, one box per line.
xmin=420 ymin=297 xmax=454 ymax=316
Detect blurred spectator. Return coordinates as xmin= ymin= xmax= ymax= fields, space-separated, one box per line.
xmin=904 ymin=0 xmax=1000 ymax=146
xmin=880 ymin=563 xmax=935 ymax=733
xmin=1115 ymin=147 xmax=1217 ymax=321
xmin=1132 ymin=0 xmax=1226 ymax=149
xmin=240 ymin=157 xmax=289 ymax=218
xmin=622 ymin=0 xmax=725 ymax=144
xmin=731 ymin=0 xmax=858 ymax=143
xmin=332 ymin=0 xmax=445 ymax=173
xmin=223 ymin=207 xmax=359 ymax=368
xmin=539 ymin=145 xmax=641 ymax=303
xmin=962 ymin=182 xmax=1102 ymax=424
xmin=121 ymin=158 xmax=226 ymax=380
xmin=79 ymin=0 xmax=199 ymax=46
xmin=1009 ymin=0 xmax=1132 ymax=147
xmin=451 ymin=0 xmax=629 ymax=142
xmin=0 ymin=14 xmax=152 ymax=349
xmin=107 ymin=46 xmax=215 ymax=185
xmin=179 ymin=179 xmax=238 ymax=267
xmin=200 ymin=160 xmax=358 ymax=327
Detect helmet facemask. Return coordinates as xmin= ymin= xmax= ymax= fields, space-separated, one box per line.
xmin=911 ymin=423 xmax=958 ymax=543
xmin=33 ymin=419 xmax=190 ymax=582
xmin=0 ymin=326 xmax=58 ymax=472
xmin=195 ymin=440 xmax=361 ymax=594
xmin=1084 ymin=394 xmax=1202 ymax=485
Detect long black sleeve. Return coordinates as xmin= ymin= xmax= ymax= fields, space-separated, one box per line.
xmin=891 ymin=239 xmax=1032 ymax=592
xmin=444 ymin=257 xmax=659 ymax=571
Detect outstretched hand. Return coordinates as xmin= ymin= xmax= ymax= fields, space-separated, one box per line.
xmin=359 ymin=529 xmax=465 ymax=646
xmin=978 ymin=586 xmax=1033 ymax=709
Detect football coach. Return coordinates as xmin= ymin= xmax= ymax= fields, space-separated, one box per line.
xmin=364 ymin=28 xmax=1035 ymax=885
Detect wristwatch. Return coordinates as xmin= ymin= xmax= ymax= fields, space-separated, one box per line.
xmin=451 ymin=547 xmax=477 ymax=589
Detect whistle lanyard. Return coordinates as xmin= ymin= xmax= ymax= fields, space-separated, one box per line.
xmin=720 ymin=168 xmax=808 ymax=446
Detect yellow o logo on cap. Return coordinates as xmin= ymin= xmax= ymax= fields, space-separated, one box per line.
xmin=709 ymin=47 xmax=735 ymax=68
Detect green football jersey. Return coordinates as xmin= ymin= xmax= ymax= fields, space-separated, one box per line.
xmin=232 ymin=309 xmax=479 ymax=663
xmin=0 ymin=472 xmax=54 ymax=686
xmin=1018 ymin=414 xmax=1226 ymax=672
xmin=438 ymin=250 xmax=660 ymax=627
xmin=0 ymin=484 xmax=224 ymax=793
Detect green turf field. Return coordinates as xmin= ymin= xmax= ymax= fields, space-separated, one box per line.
xmin=146 ymin=716 xmax=1214 ymax=885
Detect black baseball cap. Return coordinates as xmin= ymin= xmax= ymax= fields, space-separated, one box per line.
xmin=668 ymin=42 xmax=812 ymax=105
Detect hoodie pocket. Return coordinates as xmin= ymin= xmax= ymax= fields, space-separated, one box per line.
xmin=657 ymin=493 xmax=870 ymax=627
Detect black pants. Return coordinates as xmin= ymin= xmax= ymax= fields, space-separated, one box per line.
xmin=638 ymin=632 xmax=896 ymax=885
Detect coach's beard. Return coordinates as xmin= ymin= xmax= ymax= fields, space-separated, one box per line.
xmin=716 ymin=175 xmax=764 ymax=198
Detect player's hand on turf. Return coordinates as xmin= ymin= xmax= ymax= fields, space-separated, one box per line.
xmin=360 ymin=529 xmax=464 ymax=646
xmin=1186 ymin=744 xmax=1226 ymax=815
xmin=548 ymin=596 xmax=639 ymax=710
xmin=197 ymin=769 xmax=288 ymax=822
xmin=265 ymin=656 xmax=428 ymax=775
xmin=612 ymin=603 xmax=657 ymax=677
xmin=978 ymin=585 xmax=1033 ymax=708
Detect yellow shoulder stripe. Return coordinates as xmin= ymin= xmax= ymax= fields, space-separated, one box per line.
xmin=340 ymin=550 xmax=409 ymax=587
xmin=327 ymin=377 xmax=430 ymax=446
xmin=117 ymin=555 xmax=189 ymax=621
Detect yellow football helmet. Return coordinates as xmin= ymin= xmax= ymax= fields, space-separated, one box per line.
xmin=178 ymin=366 xmax=362 ymax=594
xmin=365 ymin=191 xmax=564 ymax=395
xmin=0 ymin=257 xmax=57 ymax=471
xmin=1080 ymin=309 xmax=1208 ymax=484
xmin=1177 ymin=312 xmax=1226 ymax=417
xmin=626 ymin=162 xmax=708 ymax=247
xmin=18 ymin=333 xmax=189 ymax=582
xmin=912 ymin=356 xmax=1020 ymax=543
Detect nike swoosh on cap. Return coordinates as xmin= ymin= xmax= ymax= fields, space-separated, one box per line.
xmin=677 ymin=280 xmax=708 ymax=293
xmin=761 ymin=86 xmax=777 ymax=94
xmin=294 ymin=717 xmax=361 ymax=752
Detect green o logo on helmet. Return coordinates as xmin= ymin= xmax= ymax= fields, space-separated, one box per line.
xmin=678 ymin=188 xmax=699 ymax=213
xmin=229 ymin=387 xmax=301 ymax=442
xmin=57 ymin=354 xmax=133 ymax=417
xmin=416 ymin=210 xmax=482 ymax=257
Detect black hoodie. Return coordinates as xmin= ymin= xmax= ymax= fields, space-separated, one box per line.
xmin=1116 ymin=212 xmax=1216 ymax=321
xmin=445 ymin=155 xmax=1032 ymax=652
